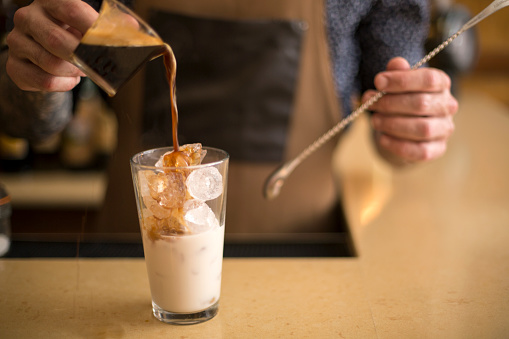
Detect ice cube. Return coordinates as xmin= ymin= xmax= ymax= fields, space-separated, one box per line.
xmin=138 ymin=170 xmax=154 ymax=197
xmin=147 ymin=171 xmax=186 ymax=208
xmin=144 ymin=211 xmax=188 ymax=240
xmin=186 ymin=167 xmax=223 ymax=201
xmin=155 ymin=143 xmax=207 ymax=168
xmin=137 ymin=171 xmax=172 ymax=219
xmin=155 ymin=155 xmax=165 ymax=168
xmin=183 ymin=199 xmax=219 ymax=233
xmin=143 ymin=196 xmax=172 ymax=219
xmin=163 ymin=151 xmax=191 ymax=168
xmin=180 ymin=143 xmax=207 ymax=166
xmin=155 ymin=151 xmax=189 ymax=168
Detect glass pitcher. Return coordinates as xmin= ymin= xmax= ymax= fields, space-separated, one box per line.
xmin=70 ymin=0 xmax=167 ymax=96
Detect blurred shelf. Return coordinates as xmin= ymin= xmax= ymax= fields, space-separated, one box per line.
xmin=0 ymin=170 xmax=107 ymax=209
xmin=5 ymin=232 xmax=352 ymax=258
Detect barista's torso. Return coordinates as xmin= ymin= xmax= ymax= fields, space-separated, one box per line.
xmin=101 ymin=0 xmax=345 ymax=234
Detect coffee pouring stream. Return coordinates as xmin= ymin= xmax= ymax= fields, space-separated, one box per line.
xmin=71 ymin=0 xmax=182 ymax=154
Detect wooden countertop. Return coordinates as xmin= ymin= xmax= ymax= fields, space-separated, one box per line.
xmin=0 ymin=258 xmax=375 ymax=338
xmin=333 ymin=90 xmax=509 ymax=338
xmin=1 ymin=90 xmax=509 ymax=338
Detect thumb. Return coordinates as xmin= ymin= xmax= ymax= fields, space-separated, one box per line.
xmin=385 ymin=57 xmax=411 ymax=71
xmin=374 ymin=57 xmax=411 ymax=91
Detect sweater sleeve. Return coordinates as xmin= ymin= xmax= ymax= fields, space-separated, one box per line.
xmin=357 ymin=0 xmax=430 ymax=93
xmin=326 ymin=0 xmax=429 ymax=116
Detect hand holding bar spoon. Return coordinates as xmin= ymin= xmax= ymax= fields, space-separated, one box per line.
xmin=264 ymin=0 xmax=509 ymax=200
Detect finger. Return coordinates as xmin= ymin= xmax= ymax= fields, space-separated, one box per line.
xmin=40 ymin=0 xmax=98 ymax=35
xmin=6 ymin=55 xmax=81 ymax=92
xmin=371 ymin=114 xmax=455 ymax=142
xmin=377 ymin=133 xmax=448 ymax=162
xmin=385 ymin=56 xmax=411 ymax=71
xmin=375 ymin=66 xmax=451 ymax=94
xmin=14 ymin=1 xmax=98 ymax=61
xmin=13 ymin=6 xmax=78 ymax=61
xmin=7 ymin=29 xmax=83 ymax=77
xmin=66 ymin=26 xmax=84 ymax=40
xmin=363 ymin=90 xmax=458 ymax=116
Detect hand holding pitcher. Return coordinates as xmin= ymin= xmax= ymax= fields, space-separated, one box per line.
xmin=5 ymin=0 xmax=98 ymax=92
xmin=6 ymin=0 xmax=166 ymax=96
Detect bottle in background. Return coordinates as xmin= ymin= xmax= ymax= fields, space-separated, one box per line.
xmin=0 ymin=134 xmax=31 ymax=172
xmin=0 ymin=183 xmax=11 ymax=257
xmin=60 ymin=78 xmax=99 ymax=170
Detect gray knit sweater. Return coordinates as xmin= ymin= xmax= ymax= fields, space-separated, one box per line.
xmin=326 ymin=0 xmax=429 ymax=115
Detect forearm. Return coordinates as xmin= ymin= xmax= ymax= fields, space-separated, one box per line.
xmin=0 ymin=50 xmax=73 ymax=141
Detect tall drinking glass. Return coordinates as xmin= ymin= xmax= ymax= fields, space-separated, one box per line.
xmin=131 ymin=146 xmax=229 ymax=325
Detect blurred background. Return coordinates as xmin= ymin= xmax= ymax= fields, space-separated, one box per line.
xmin=453 ymin=0 xmax=509 ymax=105
xmin=0 ymin=0 xmax=508 ymax=243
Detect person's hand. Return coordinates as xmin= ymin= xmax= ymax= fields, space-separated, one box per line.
xmin=5 ymin=0 xmax=98 ymax=92
xmin=362 ymin=57 xmax=458 ymax=165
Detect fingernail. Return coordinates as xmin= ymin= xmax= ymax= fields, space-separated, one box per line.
xmin=375 ymin=75 xmax=388 ymax=91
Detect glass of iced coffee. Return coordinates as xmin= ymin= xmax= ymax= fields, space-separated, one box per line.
xmin=131 ymin=144 xmax=229 ymax=325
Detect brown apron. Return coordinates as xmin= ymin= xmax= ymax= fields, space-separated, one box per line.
xmin=96 ymin=0 xmax=344 ymax=235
